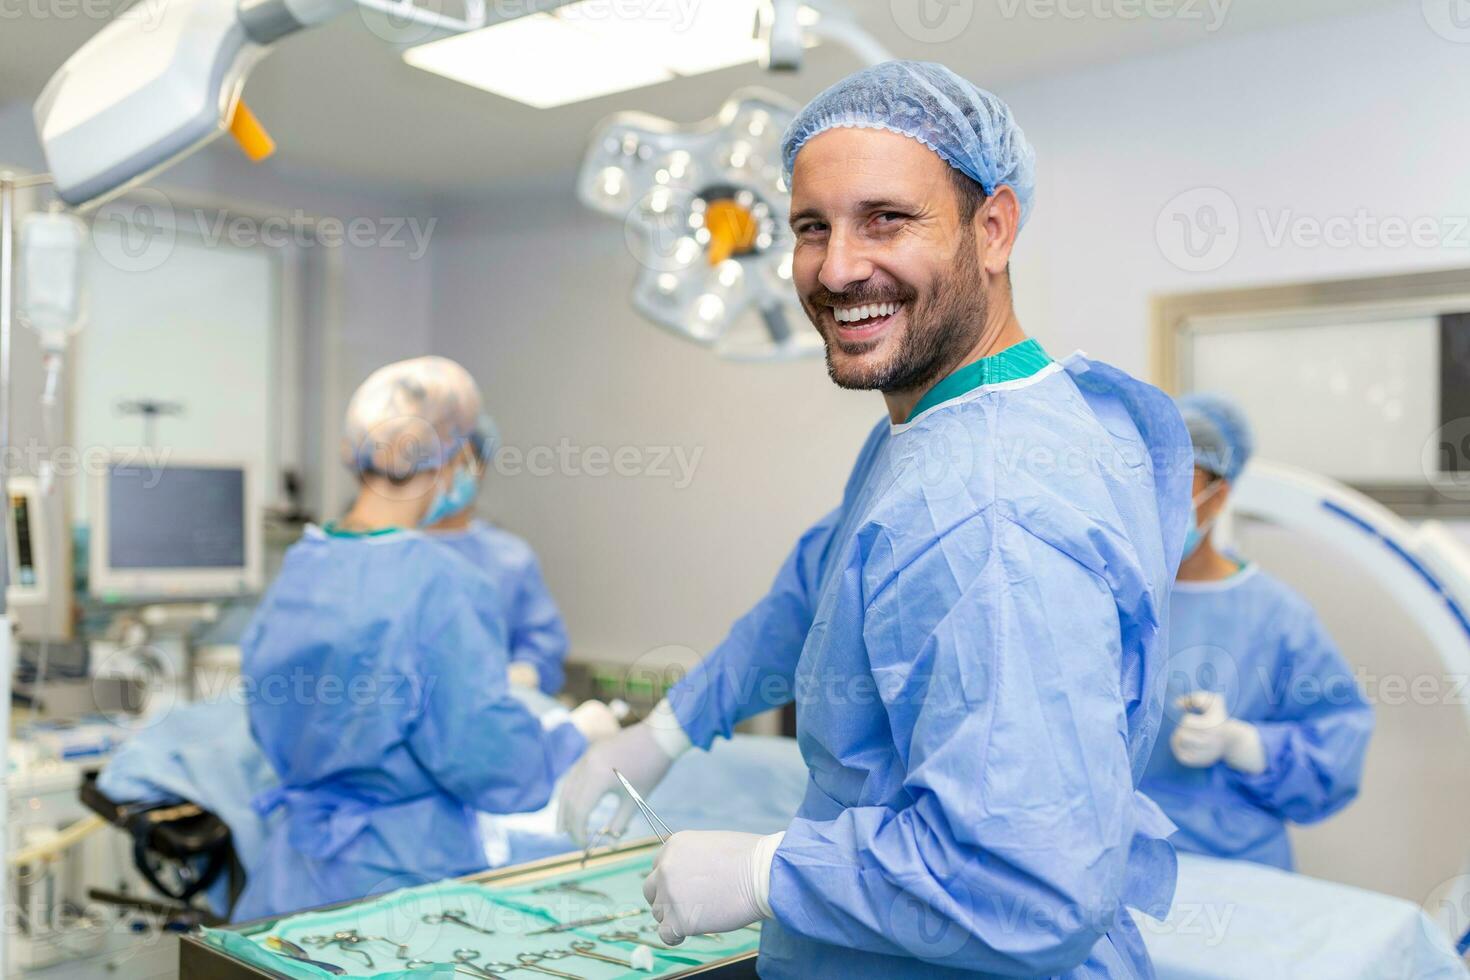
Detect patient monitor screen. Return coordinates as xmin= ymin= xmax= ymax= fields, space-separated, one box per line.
xmin=107 ymin=464 xmax=246 ymax=569
xmin=11 ymin=492 xmax=37 ymax=586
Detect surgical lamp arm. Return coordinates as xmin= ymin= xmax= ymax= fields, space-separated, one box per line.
xmin=34 ymin=0 xmax=355 ymax=209
xmin=762 ymin=0 xmax=893 ymax=71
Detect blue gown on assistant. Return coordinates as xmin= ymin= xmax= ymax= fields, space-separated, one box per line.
xmin=234 ymin=526 xmax=585 ymax=921
xmin=1141 ymin=565 xmax=1372 ymax=870
xmin=433 ymin=520 xmax=570 ymax=694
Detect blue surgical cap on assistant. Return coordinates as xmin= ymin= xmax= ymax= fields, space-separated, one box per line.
xmin=1178 ymin=392 xmax=1254 ymax=482
xmin=780 ymin=60 xmax=1036 ymax=226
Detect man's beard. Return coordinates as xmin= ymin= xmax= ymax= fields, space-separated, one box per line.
xmin=803 ymin=224 xmax=989 ymax=394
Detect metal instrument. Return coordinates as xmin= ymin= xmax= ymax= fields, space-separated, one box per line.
xmin=613 ymin=769 xmax=674 ymax=842
xmin=533 ymin=880 xmax=610 ymax=900
xmin=302 ymin=931 xmax=377 ymax=968
xmin=527 ymin=908 xmax=643 ymax=936
xmin=451 ymin=949 xmax=513 ymax=979
xmin=598 ymin=929 xmax=669 ymax=950
xmin=514 ymin=950 xmax=587 ymax=979
xmin=264 ymin=936 xmax=347 ymax=975
xmin=564 ymin=940 xmax=633 ymax=968
xmin=424 ymin=907 xmax=497 ymax=936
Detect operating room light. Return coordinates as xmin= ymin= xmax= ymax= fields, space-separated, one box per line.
xmin=578 ymin=89 xmax=821 ymax=360
xmin=404 ymin=1 xmax=818 ymax=109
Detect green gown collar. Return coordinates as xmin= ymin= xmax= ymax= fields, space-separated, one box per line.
xmin=321 ymin=521 xmax=404 ymax=538
xmin=905 ymin=338 xmax=1053 ymax=423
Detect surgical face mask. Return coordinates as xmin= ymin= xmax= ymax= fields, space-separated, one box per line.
xmin=420 ymin=466 xmax=478 ymax=528
xmin=1182 ymin=477 xmax=1226 ymax=559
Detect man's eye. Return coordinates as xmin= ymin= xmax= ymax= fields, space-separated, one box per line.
xmin=876 ymin=212 xmax=906 ymax=224
xmin=796 ymin=222 xmax=827 ymax=235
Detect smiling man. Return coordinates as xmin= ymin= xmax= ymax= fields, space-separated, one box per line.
xmin=559 ymin=61 xmax=1194 ymax=978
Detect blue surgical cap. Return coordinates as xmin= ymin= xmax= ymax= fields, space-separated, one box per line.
xmin=1178 ymin=393 xmax=1254 ymax=482
xmin=781 ymin=60 xmax=1036 ymax=226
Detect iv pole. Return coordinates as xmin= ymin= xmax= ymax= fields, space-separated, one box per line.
xmin=0 ymin=168 xmax=57 ymax=979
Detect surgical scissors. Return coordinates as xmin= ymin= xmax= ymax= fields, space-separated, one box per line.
xmin=514 ymin=951 xmax=586 ymax=979
xmin=598 ymin=929 xmax=668 ymax=950
xmin=579 ymin=825 xmax=620 ymax=869
xmin=526 ymin=908 xmax=643 ymax=935
xmin=452 ymin=949 xmax=514 ymax=979
xmin=301 ymin=931 xmax=376 ymax=968
xmin=532 ymin=880 xmax=609 ymax=900
xmin=424 ymin=908 xmax=496 ymax=936
xmin=563 ymin=940 xmax=632 ymax=968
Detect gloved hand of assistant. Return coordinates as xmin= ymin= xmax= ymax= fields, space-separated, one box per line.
xmin=556 ymin=699 xmax=691 ymax=845
xmin=567 ymin=699 xmax=623 ymax=743
xmin=1170 ymin=691 xmax=1266 ymax=774
xmin=507 ymin=661 xmax=542 ymax=691
xmin=641 ymin=830 xmax=783 ymax=945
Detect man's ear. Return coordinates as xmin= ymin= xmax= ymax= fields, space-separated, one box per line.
xmin=979 ymin=185 xmax=1020 ymax=275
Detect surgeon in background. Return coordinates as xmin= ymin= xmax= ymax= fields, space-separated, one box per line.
xmin=1141 ymin=393 xmax=1373 ymax=871
xmin=235 ymin=356 xmax=616 ymax=920
xmin=428 ymin=418 xmax=571 ymax=695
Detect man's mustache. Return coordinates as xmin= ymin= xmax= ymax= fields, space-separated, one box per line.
xmin=805 ymin=284 xmax=916 ymax=308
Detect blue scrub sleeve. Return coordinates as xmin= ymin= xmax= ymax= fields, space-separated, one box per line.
xmin=1227 ymin=606 xmax=1373 ymax=823
xmin=768 ymin=516 xmax=1141 ymax=976
xmin=667 ymin=508 xmax=841 ymax=749
xmin=406 ymin=581 xmax=586 ymax=814
xmin=508 ymin=553 xmax=571 ymax=695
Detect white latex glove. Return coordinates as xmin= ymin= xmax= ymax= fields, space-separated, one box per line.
xmin=642 ymin=830 xmax=783 ymax=945
xmin=508 ymin=661 xmax=542 ymax=690
xmin=568 ymin=700 xmax=623 ymax=743
xmin=556 ymin=699 xmax=690 ymax=845
xmin=1171 ymin=691 xmax=1267 ymax=774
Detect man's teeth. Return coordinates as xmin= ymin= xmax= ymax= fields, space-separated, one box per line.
xmin=832 ymin=302 xmax=900 ymax=324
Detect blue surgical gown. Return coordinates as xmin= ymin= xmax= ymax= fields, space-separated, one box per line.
xmin=234 ymin=526 xmax=585 ymax=921
xmin=432 ymin=520 xmax=570 ymax=694
xmin=668 ymin=348 xmax=1194 ymax=979
xmin=1140 ymin=565 xmax=1373 ymax=870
